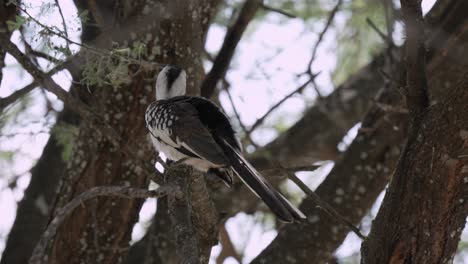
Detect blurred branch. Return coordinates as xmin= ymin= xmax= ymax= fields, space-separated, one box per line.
xmin=261 ymin=4 xmax=296 ymax=18
xmin=54 ymin=0 xmax=70 ymax=50
xmin=29 ymin=49 xmax=63 ymax=64
xmin=304 ymin=0 xmax=342 ymax=75
xmin=222 ymin=79 xmax=259 ymax=148
xmin=29 ymin=186 xmax=173 ymax=264
xmin=286 ymin=168 xmax=366 ymax=239
xmin=366 ymin=18 xmax=396 ymax=47
xmin=200 ymin=0 xmax=263 ymax=98
xmin=382 ymin=0 xmax=395 ymax=45
xmin=400 ymin=0 xmax=429 ymax=121
xmin=0 ymin=63 xmax=68 ymax=113
xmin=245 ymin=77 xmax=314 ymax=138
xmin=217 ymin=222 xmax=241 ymax=264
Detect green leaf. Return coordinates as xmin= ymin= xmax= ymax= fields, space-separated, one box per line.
xmin=79 ymin=9 xmax=90 ymax=24
xmin=6 ymin=15 xmax=27 ymax=31
xmin=51 ymin=123 xmax=78 ymax=161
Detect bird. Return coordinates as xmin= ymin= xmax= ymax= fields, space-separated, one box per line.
xmin=145 ymin=65 xmax=306 ymax=223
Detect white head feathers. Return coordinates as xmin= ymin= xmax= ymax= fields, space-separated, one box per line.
xmin=155 ymin=65 xmax=187 ymax=100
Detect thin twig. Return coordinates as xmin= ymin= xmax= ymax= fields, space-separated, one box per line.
xmin=261 ymin=4 xmax=296 ymax=18
xmin=305 ymin=0 xmax=342 ymax=75
xmin=29 ymin=49 xmax=63 ymax=64
xmin=286 ymin=170 xmax=366 ymax=239
xmin=222 ymin=79 xmax=259 ymax=148
xmin=200 ymin=0 xmax=263 ymax=97
xmin=245 ymin=78 xmax=313 ymax=136
xmin=54 ymin=0 xmax=70 ymax=50
xmin=28 ymin=186 xmax=173 ymax=264
xmin=366 ymin=18 xmax=396 ymax=47
xmin=382 ymin=0 xmax=395 ymax=45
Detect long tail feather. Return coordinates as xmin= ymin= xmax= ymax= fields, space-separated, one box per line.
xmin=219 ymin=139 xmax=306 ymax=222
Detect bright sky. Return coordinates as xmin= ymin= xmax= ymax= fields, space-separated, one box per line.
xmin=2 ymin=1 xmax=466 ymax=264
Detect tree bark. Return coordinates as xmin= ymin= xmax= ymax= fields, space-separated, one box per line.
xmin=361 ymin=1 xmax=468 ymax=263
xmin=43 ymin=1 xmax=219 ymax=263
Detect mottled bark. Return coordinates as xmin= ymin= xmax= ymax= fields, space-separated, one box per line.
xmin=362 ymin=73 xmax=468 ymax=264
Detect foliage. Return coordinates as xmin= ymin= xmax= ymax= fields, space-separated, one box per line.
xmin=332 ymin=0 xmax=387 ymax=84
xmin=6 ymin=15 xmax=27 ymax=31
xmin=51 ymin=122 xmax=78 ymax=161
xmin=80 ymin=41 xmax=148 ymax=88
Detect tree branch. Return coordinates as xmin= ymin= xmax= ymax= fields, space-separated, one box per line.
xmin=166 ymin=166 xmax=202 ymax=264
xmin=287 ymin=170 xmax=366 ymax=239
xmin=261 ymin=3 xmax=296 ymax=18
xmin=0 ymin=32 xmax=165 ymax=181
xmin=305 ymin=0 xmax=342 ymax=75
xmin=0 ymin=63 xmax=69 ymax=112
xmin=400 ymin=0 xmax=429 ymax=120
xmin=245 ymin=78 xmax=314 ymax=137
xmin=200 ymin=0 xmax=262 ymax=98
xmin=189 ymin=170 xmax=219 ymax=263
xmin=29 ymin=186 xmax=173 ymax=264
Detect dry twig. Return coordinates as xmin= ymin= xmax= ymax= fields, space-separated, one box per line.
xmin=366 ymin=18 xmax=396 ymax=47
xmin=261 ymin=4 xmax=296 ymax=18
xmin=29 ymin=186 xmax=173 ymax=264
xmin=304 ymin=0 xmax=342 ymax=75
xmin=245 ymin=78 xmax=313 ymax=137
xmin=285 ymin=169 xmax=366 ymax=239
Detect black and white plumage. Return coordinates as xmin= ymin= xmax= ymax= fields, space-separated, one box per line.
xmin=145 ymin=65 xmax=306 ymax=223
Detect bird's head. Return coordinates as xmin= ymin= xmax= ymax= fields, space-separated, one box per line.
xmin=155 ymin=65 xmax=187 ymax=100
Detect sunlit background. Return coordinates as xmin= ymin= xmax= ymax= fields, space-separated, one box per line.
xmin=1 ymin=0 xmax=466 ymax=263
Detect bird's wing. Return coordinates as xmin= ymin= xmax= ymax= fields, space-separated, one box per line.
xmin=171 ymin=100 xmax=229 ymax=167
xmin=172 ymin=96 xmax=241 ymax=151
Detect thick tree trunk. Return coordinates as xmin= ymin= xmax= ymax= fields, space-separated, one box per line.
xmin=362 ymin=74 xmax=468 ymax=264
xmin=42 ymin=1 xmax=219 ymax=263
xmin=361 ymin=3 xmax=468 ymax=263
